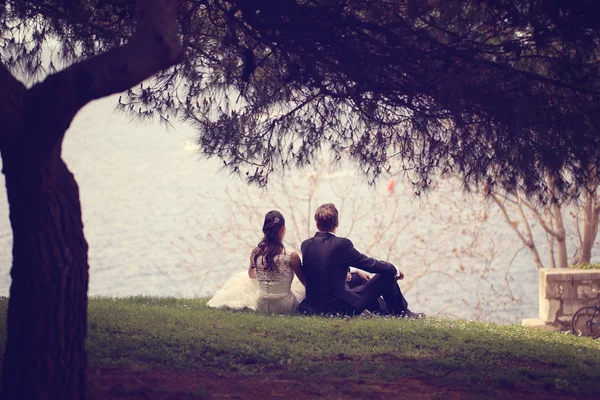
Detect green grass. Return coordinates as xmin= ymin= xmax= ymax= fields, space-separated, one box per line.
xmin=2 ymin=296 xmax=600 ymax=397
xmin=569 ymin=262 xmax=600 ymax=270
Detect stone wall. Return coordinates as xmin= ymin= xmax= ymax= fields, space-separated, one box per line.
xmin=522 ymin=269 xmax=600 ymax=332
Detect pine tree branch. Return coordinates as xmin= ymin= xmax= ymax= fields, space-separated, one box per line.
xmin=26 ymin=0 xmax=183 ymax=140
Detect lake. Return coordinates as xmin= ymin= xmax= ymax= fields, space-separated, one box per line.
xmin=0 ymin=94 xmax=547 ymax=323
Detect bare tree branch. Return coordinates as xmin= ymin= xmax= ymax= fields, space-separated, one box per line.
xmin=518 ymin=196 xmax=565 ymax=239
xmin=490 ymin=193 xmax=529 ymax=246
xmin=491 ymin=191 xmax=545 ymax=269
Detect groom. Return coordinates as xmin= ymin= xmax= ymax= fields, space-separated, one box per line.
xmin=299 ymin=203 xmax=424 ymax=318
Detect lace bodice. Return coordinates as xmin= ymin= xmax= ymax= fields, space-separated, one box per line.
xmin=254 ymin=253 xmax=299 ymax=314
xmin=254 ymin=253 xmax=294 ymax=283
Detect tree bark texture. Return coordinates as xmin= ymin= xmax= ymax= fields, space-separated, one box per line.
xmin=1 ymin=140 xmax=89 ymax=399
xmin=576 ymin=190 xmax=599 ymax=265
xmin=0 ymin=1 xmax=182 ymax=398
xmin=552 ymin=204 xmax=568 ymax=268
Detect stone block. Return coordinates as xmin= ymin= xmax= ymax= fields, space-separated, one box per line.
xmin=521 ymin=318 xmax=559 ymax=332
xmin=543 ymin=268 xmax=600 ymax=282
xmin=522 ymin=318 xmax=544 ymax=327
xmin=539 ymin=269 xmax=600 ymax=324
xmin=543 ymin=270 xmax=575 ymax=282
xmin=543 ymin=275 xmax=576 ymax=299
xmin=562 ymin=299 xmax=592 ymax=316
xmin=539 ymin=299 xmax=561 ymax=323
xmin=539 ymin=271 xmax=546 ymax=305
xmin=577 ymin=284 xmax=600 ymax=300
xmin=561 ymin=283 xmax=577 ymax=300
xmin=544 ymin=282 xmax=562 ymax=299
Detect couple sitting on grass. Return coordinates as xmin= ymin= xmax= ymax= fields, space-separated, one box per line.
xmin=208 ymin=203 xmax=425 ymax=318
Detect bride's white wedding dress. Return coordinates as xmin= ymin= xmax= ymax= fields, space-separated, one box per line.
xmin=207 ymin=253 xmax=305 ymax=314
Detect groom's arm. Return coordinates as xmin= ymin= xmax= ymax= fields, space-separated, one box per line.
xmin=339 ymin=238 xmax=397 ymax=276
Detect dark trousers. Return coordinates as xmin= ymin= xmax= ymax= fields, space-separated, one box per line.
xmin=340 ymin=273 xmax=408 ymax=315
xmin=299 ymin=274 xmax=410 ymax=316
xmin=347 ymin=274 xmax=386 ymax=313
xmin=354 ymin=273 xmax=408 ymax=315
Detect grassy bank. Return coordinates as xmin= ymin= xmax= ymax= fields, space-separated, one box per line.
xmin=1 ymin=296 xmax=600 ymax=398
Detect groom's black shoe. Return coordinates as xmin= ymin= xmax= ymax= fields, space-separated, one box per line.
xmin=401 ymin=310 xmax=426 ymax=319
xmin=298 ymin=299 xmax=317 ymax=315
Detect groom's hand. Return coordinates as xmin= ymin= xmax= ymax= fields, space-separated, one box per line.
xmin=356 ymin=270 xmax=371 ymax=282
xmin=395 ymin=270 xmax=404 ymax=281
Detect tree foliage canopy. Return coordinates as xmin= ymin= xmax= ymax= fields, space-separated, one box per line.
xmin=3 ymin=0 xmax=600 ymax=201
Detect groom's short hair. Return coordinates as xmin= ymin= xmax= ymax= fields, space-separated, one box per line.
xmin=315 ymin=203 xmax=338 ymax=232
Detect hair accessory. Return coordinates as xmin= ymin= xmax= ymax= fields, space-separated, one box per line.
xmin=273 ymin=217 xmax=280 ymax=224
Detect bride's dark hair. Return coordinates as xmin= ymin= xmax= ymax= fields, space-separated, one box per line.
xmin=253 ymin=210 xmax=286 ymax=270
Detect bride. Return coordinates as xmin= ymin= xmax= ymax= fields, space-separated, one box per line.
xmin=207 ymin=210 xmax=306 ymax=313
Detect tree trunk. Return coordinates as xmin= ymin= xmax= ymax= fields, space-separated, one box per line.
xmin=552 ymin=204 xmax=568 ymax=268
xmin=1 ymin=142 xmax=88 ymax=399
xmin=547 ymin=213 xmax=557 ymax=268
xmin=545 ymin=175 xmax=568 ymax=268
xmin=0 ymin=1 xmax=181 ymax=398
xmin=577 ymin=190 xmax=598 ymax=265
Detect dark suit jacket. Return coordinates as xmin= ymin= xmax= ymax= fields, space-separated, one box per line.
xmin=300 ymin=232 xmax=396 ymax=312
